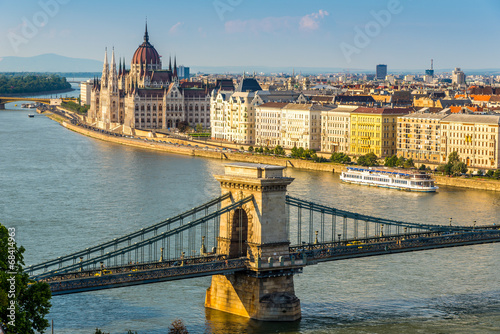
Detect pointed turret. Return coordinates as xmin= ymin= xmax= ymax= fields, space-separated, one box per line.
xmin=169 ymin=55 xmax=172 ymax=72
xmin=144 ymin=19 xmax=149 ymax=43
xmin=101 ymin=47 xmax=109 ymax=87
xmin=109 ymin=47 xmax=118 ymax=91
xmin=173 ymin=56 xmax=177 ymax=78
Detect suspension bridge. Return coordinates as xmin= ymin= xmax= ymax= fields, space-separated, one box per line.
xmin=27 ymin=163 xmax=500 ymax=321
xmin=0 ymin=97 xmax=76 ymax=109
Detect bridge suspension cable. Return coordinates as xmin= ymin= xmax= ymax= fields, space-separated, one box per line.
xmin=32 ymin=195 xmax=254 ymax=280
xmin=27 ymin=193 xmax=230 ymax=274
xmin=286 ymin=195 xmax=489 ymax=247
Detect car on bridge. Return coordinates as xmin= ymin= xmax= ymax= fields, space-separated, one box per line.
xmin=94 ymin=270 xmax=112 ymax=277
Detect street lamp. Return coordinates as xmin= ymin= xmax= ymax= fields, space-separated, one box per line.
xmin=337 ymin=234 xmax=341 ymax=245
xmin=449 ymin=217 xmax=452 ymax=227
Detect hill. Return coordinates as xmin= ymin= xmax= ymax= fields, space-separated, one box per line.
xmin=0 ymin=54 xmax=102 ymax=72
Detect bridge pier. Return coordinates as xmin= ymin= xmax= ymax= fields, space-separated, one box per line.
xmin=0 ymin=103 xmax=5 ymax=110
xmin=205 ymin=163 xmax=301 ymax=321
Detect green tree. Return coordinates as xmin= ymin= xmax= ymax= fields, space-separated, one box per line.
xmin=448 ymin=151 xmax=460 ymax=164
xmin=357 ymin=152 xmax=378 ymax=166
xmin=0 ymin=224 xmax=52 ymax=334
xmin=274 ymin=145 xmax=286 ymax=156
xmin=403 ymin=158 xmax=414 ymax=169
xmin=486 ymin=170 xmax=494 ymax=177
xmin=195 ymin=124 xmax=203 ymax=133
xmin=169 ymin=319 xmax=189 ymax=334
xmin=396 ymin=156 xmax=406 ymax=167
xmin=330 ymin=152 xmax=351 ymax=164
xmin=451 ymin=161 xmax=467 ymax=175
xmin=384 ymin=155 xmax=398 ymax=167
xmin=493 ymin=170 xmax=500 ymax=179
xmin=248 ymin=146 xmax=254 ymax=153
xmin=418 ymin=164 xmax=427 ymax=171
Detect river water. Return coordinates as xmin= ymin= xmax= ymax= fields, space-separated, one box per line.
xmin=1 ymin=92 xmax=499 ymax=333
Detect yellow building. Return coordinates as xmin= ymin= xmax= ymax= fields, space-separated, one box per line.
xmin=350 ymin=107 xmax=409 ymax=157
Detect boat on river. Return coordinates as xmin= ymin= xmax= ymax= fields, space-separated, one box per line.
xmin=340 ymin=166 xmax=438 ymax=192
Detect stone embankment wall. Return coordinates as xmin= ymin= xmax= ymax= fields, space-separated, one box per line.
xmin=434 ymin=175 xmax=500 ymax=192
xmin=55 ymin=117 xmax=500 ymax=192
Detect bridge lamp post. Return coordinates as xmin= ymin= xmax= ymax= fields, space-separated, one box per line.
xmin=473 ymin=221 xmax=476 ymax=230
xmin=337 ymin=234 xmax=341 ymax=245
xmin=449 ymin=218 xmax=452 ymax=227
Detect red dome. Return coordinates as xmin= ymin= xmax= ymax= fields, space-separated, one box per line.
xmin=132 ymin=42 xmax=161 ymax=65
xmin=131 ymin=24 xmax=161 ymax=65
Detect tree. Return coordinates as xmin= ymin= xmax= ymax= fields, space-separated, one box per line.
xmin=95 ymin=329 xmax=109 ymax=334
xmin=396 ymin=156 xmax=406 ymax=167
xmin=448 ymin=151 xmax=460 ymax=164
xmin=486 ymin=170 xmax=494 ymax=177
xmin=274 ymin=145 xmax=285 ymax=156
xmin=195 ymin=124 xmax=203 ymax=133
xmin=418 ymin=164 xmax=427 ymax=171
xmin=330 ymin=152 xmax=351 ymax=164
xmin=451 ymin=161 xmax=467 ymax=175
xmin=384 ymin=155 xmax=398 ymax=167
xmin=0 ymin=224 xmax=52 ymax=334
xmin=248 ymin=146 xmax=254 ymax=153
xmin=357 ymin=152 xmax=378 ymax=166
xmin=168 ymin=319 xmax=189 ymax=334
xmin=493 ymin=170 xmax=500 ymax=179
xmin=403 ymin=158 xmax=414 ymax=169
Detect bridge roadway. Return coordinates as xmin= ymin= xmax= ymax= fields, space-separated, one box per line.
xmin=40 ymin=227 xmax=500 ymax=295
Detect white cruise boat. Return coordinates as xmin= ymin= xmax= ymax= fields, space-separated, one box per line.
xmin=340 ymin=167 xmax=438 ymax=192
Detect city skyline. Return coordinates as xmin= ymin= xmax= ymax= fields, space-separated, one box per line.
xmin=1 ymin=0 xmax=500 ymax=71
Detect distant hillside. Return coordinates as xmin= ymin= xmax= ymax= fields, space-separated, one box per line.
xmin=0 ymin=54 xmax=102 ymax=72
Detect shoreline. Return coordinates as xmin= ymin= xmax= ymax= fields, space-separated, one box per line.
xmin=1 ymin=87 xmax=75 ymax=98
xmin=44 ymin=111 xmax=500 ymax=192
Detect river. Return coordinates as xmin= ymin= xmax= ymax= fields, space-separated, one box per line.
xmin=1 ymin=91 xmax=499 ymax=333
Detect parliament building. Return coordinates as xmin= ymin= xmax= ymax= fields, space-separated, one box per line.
xmin=87 ymin=23 xmax=211 ymax=133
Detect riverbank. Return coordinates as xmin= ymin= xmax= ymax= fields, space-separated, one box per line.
xmin=44 ymin=110 xmax=500 ymax=192
xmin=1 ymin=87 xmax=75 ymax=97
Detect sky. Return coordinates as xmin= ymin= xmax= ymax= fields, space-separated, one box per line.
xmin=1 ymin=0 xmax=500 ymax=71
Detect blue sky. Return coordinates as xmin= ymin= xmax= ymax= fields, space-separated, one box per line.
xmin=1 ymin=0 xmax=500 ymax=71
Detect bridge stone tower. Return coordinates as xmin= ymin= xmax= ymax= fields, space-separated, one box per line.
xmin=205 ymin=163 xmax=301 ymax=321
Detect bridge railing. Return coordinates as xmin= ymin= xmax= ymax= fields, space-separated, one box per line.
xmin=31 ymin=195 xmax=254 ymax=280
xmin=286 ymin=195 xmax=490 ymax=247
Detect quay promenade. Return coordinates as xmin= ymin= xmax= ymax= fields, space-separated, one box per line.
xmin=41 ymin=106 xmax=500 ymax=192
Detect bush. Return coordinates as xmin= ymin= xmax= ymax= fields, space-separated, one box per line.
xmin=248 ymin=146 xmax=254 ymax=152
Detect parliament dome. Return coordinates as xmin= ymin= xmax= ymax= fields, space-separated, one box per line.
xmin=132 ymin=23 xmax=161 ymax=66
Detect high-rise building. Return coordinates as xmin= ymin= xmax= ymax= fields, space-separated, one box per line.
xmin=376 ymin=64 xmax=387 ymax=80
xmin=425 ymin=59 xmax=434 ymax=77
xmin=452 ymin=67 xmax=466 ymax=85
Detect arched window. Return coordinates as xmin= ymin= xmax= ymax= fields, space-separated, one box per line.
xmin=195 ymin=105 xmax=199 ymax=111
xmin=159 ymin=105 xmax=162 ymax=112
xmin=147 ymin=105 xmax=151 ymax=112
xmin=135 ymin=105 xmax=139 ymax=111
xmin=153 ymin=105 xmax=157 ymax=112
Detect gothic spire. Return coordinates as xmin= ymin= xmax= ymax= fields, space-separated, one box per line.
xmin=173 ymin=56 xmax=177 ymax=78
xmin=169 ymin=55 xmax=172 ymax=72
xmin=144 ymin=18 xmax=149 ymax=43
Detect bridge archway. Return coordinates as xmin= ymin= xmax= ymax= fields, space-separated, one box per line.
xmin=228 ymin=208 xmax=250 ymax=258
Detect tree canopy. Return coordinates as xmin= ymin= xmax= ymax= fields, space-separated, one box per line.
xmin=0 ymin=223 xmax=52 ymax=333
xmin=357 ymin=152 xmax=378 ymax=166
xmin=0 ymin=74 xmax=71 ymax=95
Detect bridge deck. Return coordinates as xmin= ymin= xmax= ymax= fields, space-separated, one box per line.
xmin=39 ymin=229 xmax=500 ymax=295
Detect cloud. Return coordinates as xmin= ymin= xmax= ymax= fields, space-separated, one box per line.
xmin=225 ymin=16 xmax=295 ymax=35
xmin=169 ymin=22 xmax=183 ymax=35
xmin=225 ymin=10 xmax=329 ymax=35
xmin=299 ymin=9 xmax=329 ymax=32
xmin=198 ymin=27 xmax=207 ymax=38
